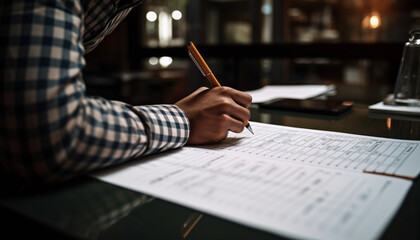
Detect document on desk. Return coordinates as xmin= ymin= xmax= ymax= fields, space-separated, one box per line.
xmin=369 ymin=101 xmax=420 ymax=116
xmin=94 ymin=122 xmax=419 ymax=240
xmin=246 ymin=85 xmax=335 ymax=103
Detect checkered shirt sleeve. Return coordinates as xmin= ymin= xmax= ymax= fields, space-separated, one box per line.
xmin=0 ymin=0 xmax=190 ymax=184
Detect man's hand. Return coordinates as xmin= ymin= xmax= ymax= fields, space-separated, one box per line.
xmin=175 ymin=86 xmax=252 ymax=144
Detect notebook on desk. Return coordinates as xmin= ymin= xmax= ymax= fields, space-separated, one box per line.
xmin=94 ymin=122 xmax=419 ymax=240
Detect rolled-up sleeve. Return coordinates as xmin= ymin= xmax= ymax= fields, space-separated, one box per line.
xmin=0 ymin=0 xmax=189 ymax=183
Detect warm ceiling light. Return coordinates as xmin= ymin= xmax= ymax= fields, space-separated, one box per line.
xmin=369 ymin=12 xmax=381 ymax=29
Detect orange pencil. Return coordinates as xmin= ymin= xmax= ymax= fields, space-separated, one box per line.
xmin=187 ymin=42 xmax=254 ymax=134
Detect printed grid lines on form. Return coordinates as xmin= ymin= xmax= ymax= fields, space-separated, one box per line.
xmin=215 ymin=128 xmax=418 ymax=176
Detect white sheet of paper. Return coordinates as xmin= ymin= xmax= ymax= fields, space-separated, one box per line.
xmin=246 ymin=85 xmax=335 ymax=103
xmin=220 ymin=123 xmax=420 ymax=179
xmin=94 ymin=122 xmax=416 ymax=240
xmin=369 ymin=101 xmax=420 ymax=116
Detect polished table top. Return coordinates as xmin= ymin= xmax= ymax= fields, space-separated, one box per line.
xmin=1 ymin=84 xmax=419 ymax=240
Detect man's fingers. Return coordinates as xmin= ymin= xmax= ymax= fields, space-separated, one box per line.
xmin=228 ymin=103 xmax=251 ymax=123
xmin=224 ymin=114 xmax=245 ymax=133
xmin=227 ymin=88 xmax=252 ymax=108
xmin=207 ymin=87 xmax=251 ymax=122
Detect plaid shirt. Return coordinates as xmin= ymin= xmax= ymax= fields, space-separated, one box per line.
xmin=0 ymin=0 xmax=190 ymax=184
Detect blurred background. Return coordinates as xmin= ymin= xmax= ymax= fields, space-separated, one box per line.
xmin=83 ymin=0 xmax=420 ymax=105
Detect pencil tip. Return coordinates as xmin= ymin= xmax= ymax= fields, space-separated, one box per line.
xmin=246 ymin=125 xmax=254 ymax=135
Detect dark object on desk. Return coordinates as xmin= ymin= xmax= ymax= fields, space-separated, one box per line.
xmin=259 ymin=99 xmax=354 ymax=115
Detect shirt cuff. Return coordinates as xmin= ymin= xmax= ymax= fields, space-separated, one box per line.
xmin=131 ymin=104 xmax=190 ymax=155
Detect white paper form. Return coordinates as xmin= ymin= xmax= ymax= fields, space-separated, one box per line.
xmin=369 ymin=101 xmax=420 ymax=116
xmin=94 ymin=122 xmax=417 ymax=240
xmin=246 ymin=85 xmax=335 ymax=103
xmin=216 ymin=122 xmax=420 ymax=179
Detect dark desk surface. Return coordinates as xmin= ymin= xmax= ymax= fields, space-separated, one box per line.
xmin=1 ymin=84 xmax=419 ymax=240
